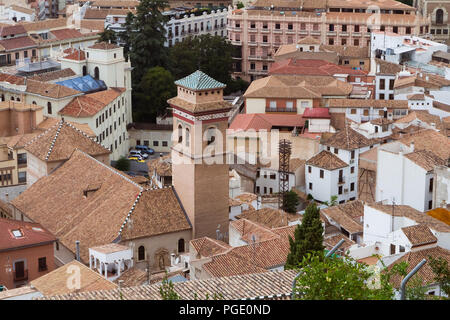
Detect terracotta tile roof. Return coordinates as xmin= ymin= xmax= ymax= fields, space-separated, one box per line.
xmin=321 ymin=126 xmax=378 ymax=150
xmin=306 ymin=150 xmax=348 ymax=170
xmin=119 ymin=187 xmax=192 ymax=241
xmin=0 ymin=198 xmax=12 ymax=216
xmin=0 ymin=73 xmax=25 ymax=85
xmin=230 ymin=218 xmax=279 ymax=243
xmin=433 ymin=100 xmax=450 ymax=113
xmin=90 ymin=243 xmax=129 ymax=254
xmin=29 ymin=68 xmax=76 ymax=82
xmin=59 ymin=88 xmax=125 ymax=117
xmin=147 ymin=155 xmax=172 ymax=176
xmin=10 ymin=150 xmax=144 ymax=263
xmin=0 ymin=24 xmax=27 ymax=37
xmin=39 ymin=269 xmax=297 ymax=300
xmin=407 ymin=93 xmax=425 ymax=100
xmin=366 ymin=204 xmax=450 ymax=233
xmin=6 ymin=132 xmax=38 ymax=149
xmin=167 ymin=96 xmax=232 ymax=114
xmin=359 ymin=146 xmax=378 ymax=171
xmin=25 ymin=120 xmax=110 ymax=161
xmin=398 ymin=129 xmax=450 ymax=160
xmin=113 ymin=267 xmax=148 ymax=287
xmin=404 ymin=150 xmax=446 ymax=171
xmin=91 ymin=0 xmax=140 ymax=8
xmin=236 ymin=208 xmax=301 ymax=228
xmin=375 ymin=58 xmax=402 ymax=75
xmin=269 ymin=58 xmax=368 ymax=76
xmin=191 ymin=237 xmax=231 ymax=258
xmin=0 ymin=36 xmax=36 ymax=50
xmin=321 ymin=200 xmax=364 ymax=234
xmin=89 ymin=42 xmax=120 ymax=50
xmin=80 ymin=19 xmax=105 ymax=32
xmin=394 ymin=73 xmax=450 ymax=90
xmin=253 ymin=0 xmax=326 ymax=10
xmin=320 ymin=44 xmax=370 ymax=58
xmin=19 ymin=18 xmax=68 ymax=32
xmin=387 ymin=246 xmax=450 ymax=288
xmin=0 ymin=218 xmax=56 ymax=252
xmin=327 ymin=98 xmax=409 ymax=109
xmin=36 ymin=117 xmax=95 ymax=137
xmin=302 ymin=107 xmax=330 ymax=119
xmin=395 ymin=110 xmax=444 ymax=132
xmin=244 ymin=75 xmax=352 ymax=99
xmin=401 ymin=224 xmax=437 ymax=247
xmin=234 ymin=192 xmax=258 ymax=204
xmin=229 ymin=113 xmax=305 ymax=131
xmin=323 ymin=233 xmax=355 ymax=253
xmin=50 ymin=28 xmax=84 ymax=40
xmin=62 ymin=48 xmax=86 ymax=60
xmin=30 ymin=260 xmax=117 ymax=296
xmin=26 ymin=79 xmax=81 ymax=98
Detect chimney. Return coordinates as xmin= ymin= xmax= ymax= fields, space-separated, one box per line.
xmin=170 ymin=253 xmax=175 ymax=266
xmin=5 ymin=193 xmax=9 ymax=203
xmin=159 ymin=153 xmax=163 ymax=162
xmin=431 ymin=123 xmax=436 ymax=130
xmin=75 ymin=241 xmax=80 ymax=261
xmin=383 ymin=107 xmax=387 ymax=119
xmin=410 ymin=142 xmax=414 ymax=151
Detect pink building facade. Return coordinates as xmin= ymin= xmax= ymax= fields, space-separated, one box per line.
xmin=227 ymin=0 xmax=431 ymax=81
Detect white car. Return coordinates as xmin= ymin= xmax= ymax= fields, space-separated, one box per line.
xmin=129 ymin=150 xmax=148 ymax=159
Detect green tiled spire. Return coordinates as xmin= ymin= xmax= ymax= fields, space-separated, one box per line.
xmin=175 ymin=70 xmax=226 ymax=90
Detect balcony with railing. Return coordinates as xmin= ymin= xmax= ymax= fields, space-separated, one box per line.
xmin=265 ymin=107 xmax=297 ymax=113
xmin=248 ymin=69 xmax=269 ymax=75
xmin=338 ymin=177 xmax=345 ymax=185
xmin=248 ymin=55 xmax=275 ymax=61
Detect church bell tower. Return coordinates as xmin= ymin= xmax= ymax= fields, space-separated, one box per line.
xmin=168 ymin=71 xmax=231 ymax=240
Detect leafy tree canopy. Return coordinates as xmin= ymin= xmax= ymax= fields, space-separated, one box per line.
xmin=98 ymin=28 xmax=117 ymax=44
xmin=284 ymin=190 xmax=299 ymax=213
xmin=115 ymin=156 xmax=130 ymax=171
xmin=134 ymin=66 xmax=176 ymax=121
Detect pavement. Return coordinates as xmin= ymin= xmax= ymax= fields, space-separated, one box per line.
xmin=126 ymin=152 xmax=169 ymax=176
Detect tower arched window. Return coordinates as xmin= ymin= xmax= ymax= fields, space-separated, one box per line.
xmin=178 ymin=124 xmax=183 ymax=143
xmin=47 ymin=102 xmax=52 ymax=114
xmin=1 ymin=94 xmax=4 ymax=101
xmin=178 ymin=238 xmax=185 ymax=253
xmin=206 ymin=127 xmax=216 ymax=145
xmin=436 ymin=9 xmax=444 ymax=25
xmin=94 ymin=67 xmax=100 ymax=80
xmin=185 ymin=128 xmax=190 ymax=147
xmin=138 ymin=246 xmax=145 ymax=261
xmin=82 ymin=65 xmax=87 ymax=76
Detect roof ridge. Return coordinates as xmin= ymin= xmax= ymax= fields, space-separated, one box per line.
xmin=118 ymin=190 xmax=144 ymax=236
xmin=45 ymin=120 xmax=65 ymax=161
xmin=63 ymin=120 xmax=110 ymax=153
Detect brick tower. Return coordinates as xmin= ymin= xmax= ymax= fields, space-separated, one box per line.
xmin=168 ymin=71 xmax=231 ymax=240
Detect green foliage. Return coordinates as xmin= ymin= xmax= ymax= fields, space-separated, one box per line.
xmin=307 ymin=193 xmax=314 ymax=200
xmin=323 ymin=195 xmax=338 ymax=207
xmin=159 ymin=273 xmax=180 ymax=300
xmin=168 ymin=34 xmax=234 ymax=90
xmin=115 ymin=156 xmax=130 ymax=171
xmin=285 ymin=202 xmax=324 ymax=269
xmin=125 ymin=0 xmax=170 ymax=85
xmin=98 ymin=28 xmax=117 ymax=43
xmin=134 ymin=66 xmax=176 ymax=121
xmin=284 ymin=190 xmax=299 ymax=213
xmin=225 ymin=78 xmax=250 ymax=94
xmin=428 ymin=256 xmax=450 ymax=297
xmin=237 ymin=1 xmax=245 ymax=9
xmin=293 ymin=253 xmax=396 ymax=300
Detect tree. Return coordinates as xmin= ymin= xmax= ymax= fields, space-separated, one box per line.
xmin=323 ymin=195 xmax=338 ymax=207
xmin=98 ymin=28 xmax=117 ymax=44
xmin=168 ymin=34 xmax=234 ymax=89
xmin=293 ymin=253 xmax=396 ymax=300
xmin=284 ymin=190 xmax=299 ymax=213
xmin=115 ymin=156 xmax=130 ymax=171
xmin=236 ymin=1 xmax=245 ymax=9
xmin=159 ymin=273 xmax=180 ymax=300
xmin=125 ymin=0 xmax=170 ymax=85
xmin=285 ymin=202 xmax=324 ymax=269
xmin=428 ymin=256 xmax=450 ymax=298
xmin=134 ymin=66 xmax=176 ymax=121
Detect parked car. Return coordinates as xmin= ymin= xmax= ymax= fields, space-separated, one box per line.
xmin=127 ymin=156 xmax=141 ymax=161
xmin=129 ymin=149 xmax=148 ymax=159
xmin=135 ymin=145 xmax=154 ymax=155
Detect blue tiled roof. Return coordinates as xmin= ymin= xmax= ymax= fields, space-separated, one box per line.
xmin=56 ymin=75 xmax=107 ymax=93
xmin=174 ymin=70 xmax=226 ymax=90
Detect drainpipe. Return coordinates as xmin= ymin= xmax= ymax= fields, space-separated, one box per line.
xmin=75 ymin=240 xmax=80 ymax=261
xmin=400 ymin=258 xmax=426 ymax=300
xmin=291 ymin=239 xmax=345 ymax=298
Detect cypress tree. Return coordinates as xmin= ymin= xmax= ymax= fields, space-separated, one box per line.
xmin=285 ymin=202 xmax=324 ymax=269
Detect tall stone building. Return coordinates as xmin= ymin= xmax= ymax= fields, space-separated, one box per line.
xmin=415 ymin=0 xmax=450 ymax=43
xmin=168 ymin=71 xmax=231 ymax=240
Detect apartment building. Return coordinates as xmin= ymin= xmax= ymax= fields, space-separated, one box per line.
xmin=228 ymin=0 xmax=430 ymax=81
xmin=415 ymin=0 xmax=450 ymax=43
